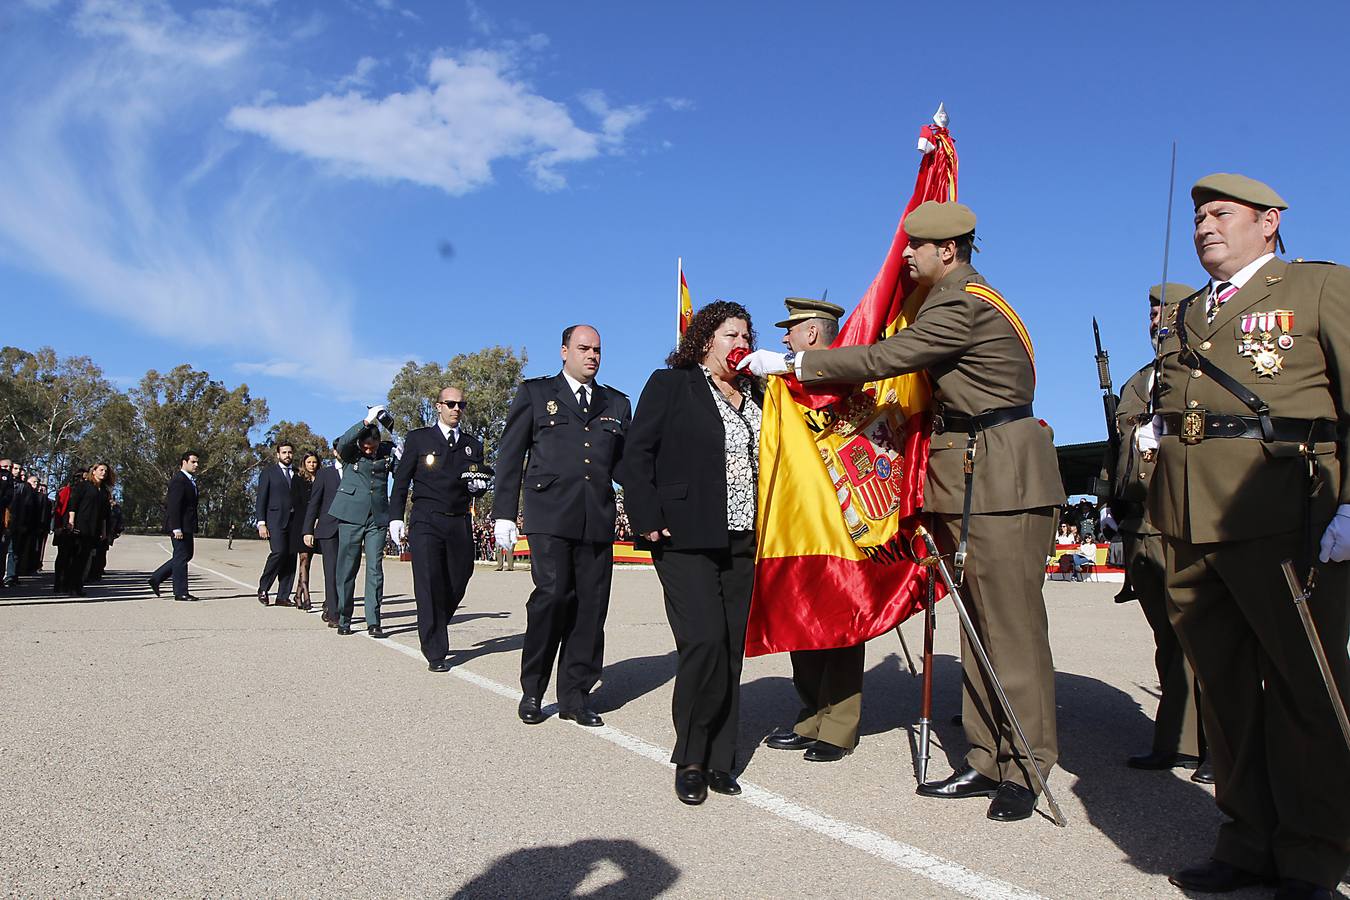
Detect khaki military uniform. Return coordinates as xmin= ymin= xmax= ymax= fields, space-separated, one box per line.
xmin=1150 ymin=258 xmax=1350 ymax=888
xmin=801 ymin=263 xmax=1066 ymax=791
xmin=1110 ymin=364 xmax=1203 ymax=758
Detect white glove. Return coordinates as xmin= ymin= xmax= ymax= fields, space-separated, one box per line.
xmin=1136 ymin=415 xmax=1161 ymax=453
xmin=1318 ymin=505 xmax=1350 ymax=563
xmin=736 ymin=349 xmax=790 ymax=377
xmin=172 ymin=529 xmax=184 ymax=540
xmin=494 ymin=518 xmax=519 ymax=551
xmin=468 ymin=477 xmax=490 ymax=493
xmin=389 ymin=520 xmax=405 ymax=545
xmin=365 ymin=404 xmax=387 ymax=425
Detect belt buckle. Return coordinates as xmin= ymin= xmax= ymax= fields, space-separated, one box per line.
xmin=931 ymin=413 xmax=946 ymax=435
xmin=1181 ymin=408 xmax=1206 ymax=445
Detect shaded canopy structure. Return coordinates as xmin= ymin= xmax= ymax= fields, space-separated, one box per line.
xmin=1056 ymin=440 xmax=1108 ymax=498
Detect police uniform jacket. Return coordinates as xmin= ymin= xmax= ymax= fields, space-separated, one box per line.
xmin=389 ymin=424 xmax=486 ymax=522
xmin=162 ymin=470 xmax=199 ymax=535
xmin=492 ymin=373 xmax=631 ymax=544
xmin=799 ymin=264 xmax=1065 ymax=514
xmin=1107 ymin=364 xmax=1160 ymax=537
xmin=328 ymin=421 xmax=394 ymax=527
xmin=1148 ymin=259 xmax=1350 ymax=544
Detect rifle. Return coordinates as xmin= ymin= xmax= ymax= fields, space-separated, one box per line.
xmin=1092 ymin=317 xmax=1118 ymax=499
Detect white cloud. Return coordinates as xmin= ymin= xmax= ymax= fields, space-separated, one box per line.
xmin=336 ymin=55 xmax=379 ymax=90
xmin=465 ymin=0 xmax=493 ymax=35
xmin=228 ymin=50 xmax=647 ymax=194
xmin=73 ymin=0 xmax=251 ymax=67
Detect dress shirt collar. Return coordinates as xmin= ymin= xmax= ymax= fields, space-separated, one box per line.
xmin=437 ymin=420 xmax=459 ymax=444
xmin=561 ymin=370 xmax=594 ymax=400
xmin=1211 ymin=252 xmax=1275 ymax=293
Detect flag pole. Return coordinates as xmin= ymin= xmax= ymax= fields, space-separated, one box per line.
xmin=677 ymin=256 xmax=683 ymax=344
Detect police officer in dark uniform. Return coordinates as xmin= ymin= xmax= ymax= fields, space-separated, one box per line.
xmin=493 ymin=324 xmax=632 ymax=727
xmin=389 ymin=386 xmax=489 ymax=671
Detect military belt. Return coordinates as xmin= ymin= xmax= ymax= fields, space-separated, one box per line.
xmin=1157 ymin=413 xmax=1335 ymax=445
xmin=932 ymin=403 xmax=1033 ymax=435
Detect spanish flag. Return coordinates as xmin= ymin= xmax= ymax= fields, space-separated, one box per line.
xmin=678 ymin=260 xmax=694 ymax=340
xmin=745 ymin=116 xmax=958 ymax=657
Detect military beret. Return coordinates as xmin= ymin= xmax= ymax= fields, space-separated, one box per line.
xmin=775 ymin=297 xmax=846 ymax=329
xmin=903 ymin=200 xmax=976 ymax=241
xmin=1148 ymin=282 xmax=1196 ymax=305
xmin=1191 ymin=173 xmax=1288 ymax=211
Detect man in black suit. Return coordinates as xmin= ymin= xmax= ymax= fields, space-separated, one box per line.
xmin=389 ymin=386 xmax=490 ymax=671
xmin=303 ymin=440 xmax=344 ymax=628
xmin=3 ymin=467 xmax=33 ymax=588
xmin=493 ymin=324 xmax=632 ymax=727
xmin=255 ymin=440 xmax=298 ymax=607
xmin=149 ymin=451 xmax=201 ymax=601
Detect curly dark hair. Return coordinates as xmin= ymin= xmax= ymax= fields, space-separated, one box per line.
xmin=665 ymin=300 xmax=757 ymax=369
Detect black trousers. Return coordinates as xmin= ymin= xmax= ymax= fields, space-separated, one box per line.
xmin=519 ymin=533 xmax=614 ymax=711
xmin=409 ymin=512 xmax=473 ymax=662
xmin=257 ymin=528 xmax=297 ymax=602
xmin=652 ymin=531 xmax=755 ymax=772
xmin=317 ymin=536 xmax=339 ymax=622
xmin=150 ymin=534 xmax=194 ymax=597
xmin=67 ymin=535 xmax=97 ymax=594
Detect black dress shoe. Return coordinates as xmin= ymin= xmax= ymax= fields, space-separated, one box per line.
xmin=257 ymin=590 xmax=269 ymax=606
xmin=517 ymin=695 xmax=545 ymax=724
xmin=337 ymin=625 xmax=353 ymax=636
xmin=174 ymin=594 xmax=201 ymax=602
xmin=1274 ymin=878 xmax=1335 ymax=900
xmin=765 ymin=730 xmax=816 ymax=751
xmin=427 ymin=659 xmax=448 ymax=672
xmin=275 ymin=597 xmax=294 ymax=608
xmin=803 ymin=740 xmax=851 ymax=762
xmin=367 ymin=626 xmax=386 ymax=639
xmin=916 ymin=764 xmax=1000 ymax=799
xmin=1191 ymin=761 xmax=1216 ymax=784
xmin=1168 ymin=859 xmax=1270 ymax=893
xmin=707 ymin=770 xmax=741 ymax=795
xmin=148 ymin=579 xmax=162 ymax=597
xmin=675 ymin=767 xmax=707 ymax=805
xmin=326 ymin=619 xmax=337 ymax=629
xmin=1127 ymin=750 xmax=1201 ymax=770
xmin=986 ymin=782 xmax=1037 ymax=822
xmin=559 ymin=708 xmax=604 ymax=727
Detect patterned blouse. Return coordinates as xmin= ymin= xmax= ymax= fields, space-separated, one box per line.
xmin=700 ymin=365 xmax=762 ymax=531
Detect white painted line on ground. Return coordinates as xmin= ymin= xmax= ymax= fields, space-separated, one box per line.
xmin=157 ymin=543 xmax=255 ymax=595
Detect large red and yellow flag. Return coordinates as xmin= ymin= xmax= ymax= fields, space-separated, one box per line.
xmin=745 ymin=114 xmax=958 ymax=657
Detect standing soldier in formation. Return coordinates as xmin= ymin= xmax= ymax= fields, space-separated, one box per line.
xmin=493 ymin=324 xmax=631 ymax=728
xmin=1149 ymin=174 xmax=1350 ymax=899
xmin=741 ymin=201 xmax=1065 ymax=822
xmin=1108 ymin=283 xmax=1209 ymax=781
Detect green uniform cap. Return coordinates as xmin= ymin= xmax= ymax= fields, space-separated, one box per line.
xmin=1191 ymin=173 xmax=1288 ymax=211
xmin=1149 ymin=282 xmax=1196 ymax=305
xmin=776 ymin=296 xmax=845 ymax=329
xmin=903 ymin=200 xmax=977 ymax=241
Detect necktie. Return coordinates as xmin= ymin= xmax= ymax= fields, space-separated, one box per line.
xmin=283 ymin=466 xmax=291 ymax=482
xmin=578 ymin=386 xmax=589 ymax=411
xmin=1206 ymin=281 xmax=1237 ymax=324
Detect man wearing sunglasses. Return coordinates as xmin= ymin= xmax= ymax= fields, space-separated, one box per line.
xmin=390 ymin=386 xmax=490 ymax=671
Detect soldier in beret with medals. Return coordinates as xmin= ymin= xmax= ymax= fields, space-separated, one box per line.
xmin=1147 ymin=174 xmax=1350 ymax=899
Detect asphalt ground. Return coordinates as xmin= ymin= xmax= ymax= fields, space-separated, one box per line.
xmin=2 ymin=534 xmax=1343 ymax=899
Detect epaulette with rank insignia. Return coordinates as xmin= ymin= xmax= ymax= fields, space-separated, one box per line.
xmin=521 ymin=374 xmax=552 ymax=382
xmin=1292 ymin=258 xmax=1337 ymax=265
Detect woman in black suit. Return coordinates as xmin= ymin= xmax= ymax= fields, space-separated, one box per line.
xmin=289 ymin=451 xmax=320 ymax=610
xmin=65 ymin=462 xmax=112 ymax=596
xmin=619 ymin=300 xmax=763 ymax=806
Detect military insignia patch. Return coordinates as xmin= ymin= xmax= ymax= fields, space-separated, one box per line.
xmin=546 ymin=400 xmax=558 ymax=414
xmin=465 ymin=445 xmax=473 ymax=456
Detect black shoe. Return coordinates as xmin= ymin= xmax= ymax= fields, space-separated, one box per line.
xmin=950 ymin=714 xmax=963 ymax=726
xmin=1127 ymin=750 xmax=1201 ymax=770
xmin=174 ymin=594 xmax=201 ymax=602
xmin=675 ymin=767 xmax=707 ymax=805
xmin=986 ymin=782 xmax=1037 ymax=822
xmin=275 ymin=597 xmax=294 ymax=608
xmin=1191 ymin=761 xmax=1216 ymax=784
xmin=427 ymin=659 xmax=448 ymax=672
xmin=804 ymin=740 xmax=851 ymax=763
xmin=367 ymin=626 xmax=386 ymax=639
xmin=257 ymin=590 xmax=269 ymax=606
xmin=1274 ymin=878 xmax=1335 ymax=900
xmin=707 ymin=770 xmax=741 ymax=795
xmin=1168 ymin=860 xmax=1270 ymax=893
xmin=916 ymin=764 xmax=1000 ymax=799
xmin=764 ymin=729 xmax=815 ymax=751
xmin=337 ymin=626 xmax=353 ymax=636
xmin=559 ymin=708 xmax=604 ymax=727
xmin=148 ymin=579 xmax=162 ymax=597
xmin=517 ymin=695 xmax=545 ymax=724
xmin=326 ymin=619 xmax=337 ymax=629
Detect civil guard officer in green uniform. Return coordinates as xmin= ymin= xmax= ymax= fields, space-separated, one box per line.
xmin=329 ymin=406 xmax=397 ymax=638
xmin=1148 ymin=174 xmax=1350 ymax=899
xmin=740 ymin=200 xmax=1065 ymax=822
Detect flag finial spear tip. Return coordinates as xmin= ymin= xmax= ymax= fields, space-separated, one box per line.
xmin=933 ymin=102 xmax=948 ymax=128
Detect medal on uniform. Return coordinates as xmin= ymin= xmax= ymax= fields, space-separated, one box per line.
xmin=1252 ymin=349 xmax=1283 ymax=377
xmin=425 ymin=452 xmax=437 ymax=467
xmin=546 ymin=400 xmax=558 ymax=414
xmin=1275 ymin=309 xmax=1295 ymax=351
xmin=469 ymin=464 xmax=478 ymax=473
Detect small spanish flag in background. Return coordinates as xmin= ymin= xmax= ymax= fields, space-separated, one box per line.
xmin=677 ymin=259 xmax=693 ymax=340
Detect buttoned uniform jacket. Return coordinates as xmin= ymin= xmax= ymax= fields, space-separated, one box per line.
xmin=327 ymin=421 xmax=394 ymax=527
xmin=389 ymin=424 xmax=487 ymax=523
xmin=1148 ymin=259 xmax=1350 ymax=544
xmin=302 ymin=464 xmax=342 ymax=541
xmin=255 ymin=463 xmax=295 ymax=534
xmin=492 ymin=373 xmax=632 ymax=544
xmin=162 ymin=470 xmax=199 ymax=536
xmin=1106 ymin=364 xmax=1161 ymax=537
xmin=798 ymin=263 xmax=1065 ymax=514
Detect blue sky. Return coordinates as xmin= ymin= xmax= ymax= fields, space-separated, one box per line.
xmin=2 ymin=0 xmax=1349 ymax=447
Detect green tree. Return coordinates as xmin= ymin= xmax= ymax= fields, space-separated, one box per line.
xmin=0 ymin=346 xmax=116 ymax=485
xmin=259 ymin=419 xmax=332 ymax=466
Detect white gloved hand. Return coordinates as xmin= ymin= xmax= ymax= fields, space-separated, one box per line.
xmin=172 ymin=529 xmax=184 ymax=540
xmin=1136 ymin=415 xmax=1161 ymax=453
xmin=365 ymin=404 xmax=387 ymax=425
xmin=1318 ymin=505 xmax=1350 ymax=563
xmin=736 ymin=349 xmax=790 ymax=377
xmin=468 ymin=477 xmax=490 ymax=493
xmin=388 ymin=519 xmax=405 ymax=545
xmin=494 ymin=518 xmax=519 ymax=551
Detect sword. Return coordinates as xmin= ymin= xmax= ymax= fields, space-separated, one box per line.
xmin=1280 ymin=560 xmax=1350 ymax=755
xmin=915 ymin=525 xmax=1067 ymax=827
xmin=916 ymin=569 xmax=936 ymax=785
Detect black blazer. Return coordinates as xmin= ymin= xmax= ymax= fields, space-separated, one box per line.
xmin=67 ymin=480 xmax=110 ymax=539
xmin=389 ymin=425 xmax=487 ymax=521
xmin=618 ymin=366 xmax=761 ymax=552
xmin=303 ymin=464 xmax=341 ymax=541
xmin=254 ymin=464 xmax=295 ymax=534
xmin=163 ymin=470 xmax=199 ymax=535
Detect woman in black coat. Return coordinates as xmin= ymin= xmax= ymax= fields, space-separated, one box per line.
xmin=288 ymin=451 xmax=319 ymax=610
xmin=64 ymin=462 xmax=111 ymax=596
xmin=619 ymin=300 xmax=763 ymax=806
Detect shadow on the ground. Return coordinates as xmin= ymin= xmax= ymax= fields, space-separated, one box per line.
xmin=448 ymin=838 xmax=679 ymax=899
xmin=594 ymin=650 xmax=677 ymax=714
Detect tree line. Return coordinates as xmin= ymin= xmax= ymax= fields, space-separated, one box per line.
xmin=0 ymin=345 xmax=527 ymax=538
